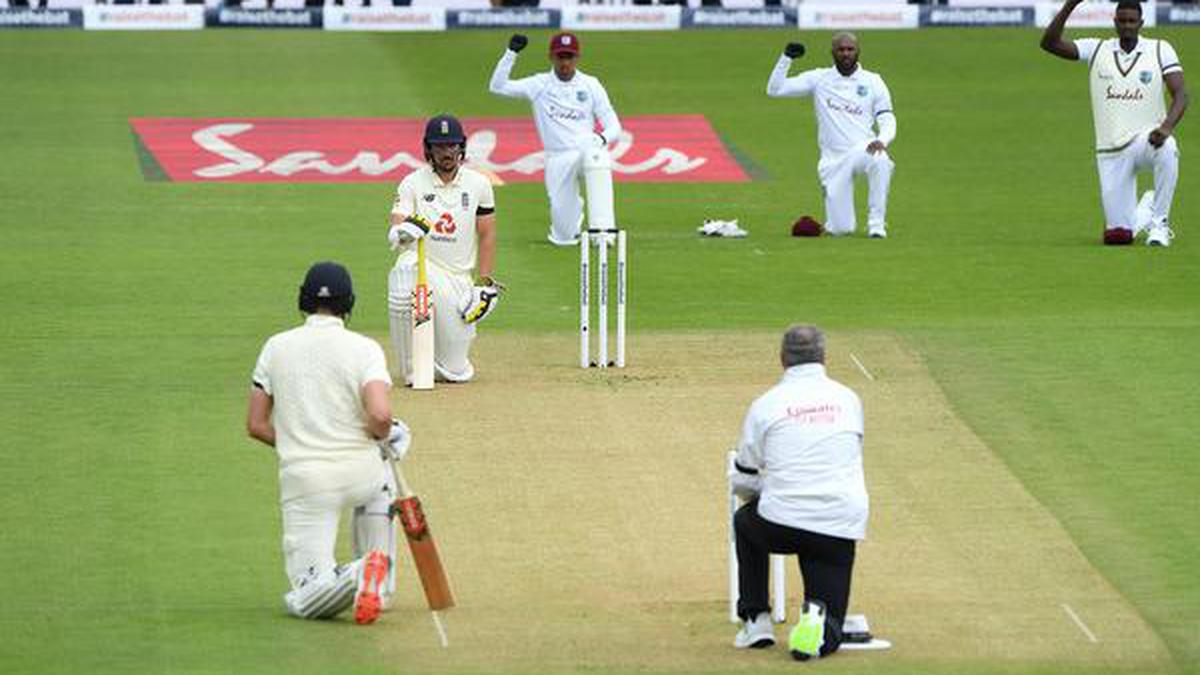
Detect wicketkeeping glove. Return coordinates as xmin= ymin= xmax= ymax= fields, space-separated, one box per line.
xmin=509 ymin=34 xmax=528 ymax=53
xmin=387 ymin=215 xmax=432 ymax=250
xmin=460 ymin=277 xmax=505 ymax=324
xmin=784 ymin=42 xmax=806 ymax=59
xmin=380 ymin=418 xmax=411 ymax=462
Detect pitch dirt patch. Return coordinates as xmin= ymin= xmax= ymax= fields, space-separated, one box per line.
xmin=369 ymin=331 xmax=1172 ymax=673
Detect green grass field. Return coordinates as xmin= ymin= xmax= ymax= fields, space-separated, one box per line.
xmin=1 ymin=26 xmax=1197 ymax=675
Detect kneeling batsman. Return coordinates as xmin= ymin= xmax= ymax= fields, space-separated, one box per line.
xmin=386 ymin=114 xmax=502 ymax=385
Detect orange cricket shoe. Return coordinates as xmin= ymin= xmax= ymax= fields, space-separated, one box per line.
xmin=354 ymin=550 xmax=389 ymax=625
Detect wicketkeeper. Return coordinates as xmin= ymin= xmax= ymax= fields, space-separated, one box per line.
xmin=488 ymin=32 xmax=622 ymax=246
xmin=731 ymin=325 xmax=869 ymax=659
xmin=387 ymin=114 xmax=502 ymax=384
xmin=246 ymin=261 xmax=412 ymax=624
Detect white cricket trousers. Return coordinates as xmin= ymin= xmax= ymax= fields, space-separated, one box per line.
xmin=544 ymin=149 xmax=586 ymax=243
xmin=818 ymin=149 xmax=894 ymax=235
xmin=281 ymin=462 xmax=391 ymax=587
xmin=1095 ymin=133 xmax=1178 ymax=230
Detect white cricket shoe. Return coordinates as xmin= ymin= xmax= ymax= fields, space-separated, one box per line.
xmin=734 ymin=612 xmax=776 ymax=649
xmin=547 ymin=232 xmax=580 ymax=247
xmin=867 ymin=224 xmax=888 ymax=239
xmin=1146 ymin=224 xmax=1175 ymax=248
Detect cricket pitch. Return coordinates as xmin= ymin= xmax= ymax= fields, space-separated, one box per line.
xmin=371 ymin=331 xmax=1172 ymax=673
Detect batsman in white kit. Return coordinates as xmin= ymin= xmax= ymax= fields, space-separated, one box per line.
xmin=246 ymin=261 xmax=413 ymax=624
xmin=1041 ymin=0 xmax=1188 ymax=247
xmin=489 ymin=31 xmax=622 ymax=245
xmin=768 ymin=34 xmax=897 ymax=239
xmin=387 ymin=115 xmax=502 ymax=384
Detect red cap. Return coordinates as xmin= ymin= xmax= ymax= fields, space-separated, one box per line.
xmin=549 ymin=32 xmax=580 ymax=57
xmin=791 ymin=216 xmax=823 ymax=238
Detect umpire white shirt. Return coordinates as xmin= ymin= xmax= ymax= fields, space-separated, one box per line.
xmin=489 ymin=50 xmax=622 ymax=153
xmin=735 ymin=363 xmax=868 ymax=541
xmin=767 ymin=57 xmax=896 ymax=159
xmin=252 ymin=314 xmax=392 ymax=502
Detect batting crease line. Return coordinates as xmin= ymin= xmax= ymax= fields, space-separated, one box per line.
xmin=849 ymin=352 xmax=875 ymax=382
xmin=432 ymin=610 xmax=449 ymax=648
xmin=1061 ymin=603 xmax=1099 ymax=644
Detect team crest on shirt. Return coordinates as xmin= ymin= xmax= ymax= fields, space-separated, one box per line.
xmin=423 ymin=193 xmax=435 ymax=202
xmin=577 ymin=90 xmax=588 ymax=103
xmin=856 ymin=85 xmax=868 ymax=98
xmin=1139 ymin=71 xmax=1153 ymax=84
xmin=461 ymin=192 xmax=470 ymax=208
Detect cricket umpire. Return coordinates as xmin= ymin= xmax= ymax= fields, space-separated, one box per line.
xmin=247 ymin=261 xmax=411 ymax=624
xmin=731 ymin=325 xmax=868 ymax=659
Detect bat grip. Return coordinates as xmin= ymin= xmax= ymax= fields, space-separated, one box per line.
xmin=389 ymin=458 xmax=415 ymax=499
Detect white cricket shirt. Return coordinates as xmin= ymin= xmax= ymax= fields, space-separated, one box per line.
xmin=391 ymin=165 xmax=495 ymax=276
xmin=489 ymin=50 xmax=622 ymax=153
xmin=734 ymin=363 xmax=868 ymax=540
xmin=767 ymin=56 xmax=896 ymax=159
xmin=252 ymin=314 xmax=391 ymax=502
xmin=1076 ymin=37 xmax=1182 ymax=152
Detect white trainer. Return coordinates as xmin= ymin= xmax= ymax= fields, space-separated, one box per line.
xmin=547 ymin=232 xmax=580 ymax=247
xmin=1146 ymin=224 xmax=1175 ymax=247
xmin=734 ymin=612 xmax=776 ymax=649
xmin=867 ymin=224 xmax=888 ymax=239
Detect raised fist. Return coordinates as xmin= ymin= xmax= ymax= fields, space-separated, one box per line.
xmin=509 ymin=34 xmax=528 ymax=53
xmin=784 ymin=42 xmax=805 ymax=59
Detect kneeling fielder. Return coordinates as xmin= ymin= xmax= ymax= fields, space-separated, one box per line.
xmin=388 ymin=114 xmax=503 ymax=384
xmin=767 ymin=34 xmax=897 ymax=239
xmin=246 ymin=261 xmax=412 ymax=624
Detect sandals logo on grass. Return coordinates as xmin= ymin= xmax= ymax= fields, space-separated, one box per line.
xmin=130 ymin=116 xmax=750 ymax=184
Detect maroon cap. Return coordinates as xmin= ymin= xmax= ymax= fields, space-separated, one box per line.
xmin=791 ymin=216 xmax=823 ymax=238
xmin=549 ymin=32 xmax=580 ymax=57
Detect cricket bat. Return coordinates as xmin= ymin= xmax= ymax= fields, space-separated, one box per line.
xmin=411 ymin=237 xmax=435 ymax=390
xmin=390 ymin=461 xmax=455 ymax=610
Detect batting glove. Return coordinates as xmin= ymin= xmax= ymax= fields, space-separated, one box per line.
xmin=784 ymin=42 xmax=806 ymax=59
xmin=387 ymin=215 xmax=431 ymax=250
xmin=380 ymin=418 xmax=411 ymax=462
xmin=509 ymin=34 xmax=528 ymax=53
xmin=460 ymin=277 xmax=505 ymax=324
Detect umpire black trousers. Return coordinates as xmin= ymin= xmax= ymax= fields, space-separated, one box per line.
xmin=735 ymin=499 xmax=855 ymax=654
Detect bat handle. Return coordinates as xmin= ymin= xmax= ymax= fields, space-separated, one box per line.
xmin=389 ymin=459 xmax=415 ymax=499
